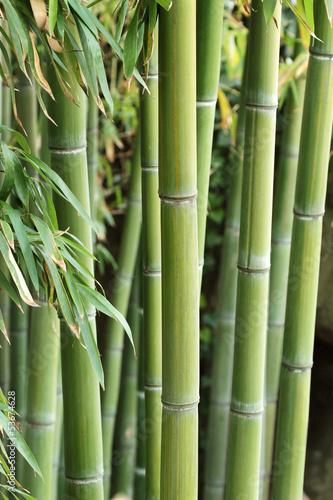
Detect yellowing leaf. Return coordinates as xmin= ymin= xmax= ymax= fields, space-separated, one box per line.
xmin=29 ymin=32 xmax=54 ymax=98
xmin=29 ymin=0 xmax=47 ymax=30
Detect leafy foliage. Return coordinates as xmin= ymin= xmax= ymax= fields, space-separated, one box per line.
xmin=0 ymin=127 xmax=134 ymax=388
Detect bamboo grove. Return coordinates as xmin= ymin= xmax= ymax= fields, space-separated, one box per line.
xmin=0 ymin=0 xmax=332 ymax=499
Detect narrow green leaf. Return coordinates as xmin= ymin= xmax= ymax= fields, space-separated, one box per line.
xmin=63 ymin=268 xmax=84 ymax=317
xmin=155 ymin=0 xmax=172 ymax=10
xmin=12 ymin=155 xmax=30 ymax=209
xmin=0 ymin=233 xmax=38 ymax=307
xmin=0 ymin=308 xmax=9 ymax=343
xmin=0 ymin=221 xmax=14 ymax=250
xmin=0 ymin=143 xmax=15 ymax=202
xmin=74 ymin=306 xmax=104 ymax=388
xmin=0 ymin=411 xmax=43 ymax=478
xmin=303 ymin=0 xmax=315 ymax=31
xmin=41 ymin=250 xmax=79 ymax=338
xmin=76 ymin=280 xmax=135 ymax=354
xmin=263 ymin=0 xmax=278 ymax=25
xmin=115 ymin=0 xmax=130 ymax=42
xmin=30 ymin=216 xmax=65 ymax=271
xmin=124 ymin=5 xmax=140 ymax=79
xmin=0 ymin=267 xmax=23 ymax=312
xmin=0 ymin=127 xmax=31 ymax=153
xmin=49 ymin=0 xmax=58 ymax=35
xmin=19 ymin=153 xmax=98 ymax=234
xmin=2 ymin=204 xmax=39 ymax=292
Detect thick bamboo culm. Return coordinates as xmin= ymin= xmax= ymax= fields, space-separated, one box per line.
xmin=271 ymin=2 xmax=333 ymax=498
xmin=140 ymin=30 xmax=162 ymax=500
xmin=159 ymin=2 xmax=199 ymax=498
xmin=196 ymin=0 xmax=224 ymax=285
xmin=260 ymin=42 xmax=306 ymax=500
xmin=225 ymin=1 xmax=281 ymax=499
xmin=48 ymin=72 xmax=104 ymax=499
xmin=101 ymin=135 xmax=141 ymax=499
xmin=21 ymin=306 xmax=59 ymax=499
xmin=111 ymin=254 xmax=141 ymax=498
xmin=204 ymin=64 xmax=246 ymax=500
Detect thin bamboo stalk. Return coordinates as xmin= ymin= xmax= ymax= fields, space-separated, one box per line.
xmin=271 ymin=2 xmax=333 ymax=498
xmin=260 ymin=41 xmax=306 ymax=499
xmin=48 ymin=69 xmax=104 ymax=499
xmin=140 ymin=29 xmax=162 ymax=500
xmin=111 ymin=254 xmax=141 ymax=498
xmin=101 ymin=134 xmax=141 ymax=498
xmin=159 ymin=2 xmax=199 ymax=498
xmin=225 ymin=2 xmax=281 ymax=499
xmin=134 ymin=306 xmax=146 ymax=499
xmin=203 ymin=59 xmax=247 ymax=500
xmin=196 ymin=0 xmax=224 ymax=285
xmin=52 ymin=354 xmax=63 ymax=500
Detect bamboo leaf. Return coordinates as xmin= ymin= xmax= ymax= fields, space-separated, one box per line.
xmin=28 ymin=32 xmax=55 ymax=99
xmin=2 ymin=204 xmax=39 ymax=292
xmin=76 ymin=280 xmax=135 ymax=354
xmin=49 ymin=0 xmax=58 ymax=35
xmin=284 ymin=0 xmax=317 ymax=38
xmin=12 ymin=155 xmax=30 ymax=210
xmin=303 ymin=0 xmax=315 ymax=31
xmin=30 ymin=215 xmax=66 ymax=271
xmin=20 ymin=153 xmax=99 ymax=234
xmin=0 ymin=221 xmax=14 ymax=250
xmin=74 ymin=306 xmax=104 ymax=388
xmin=124 ymin=4 xmax=140 ymax=79
xmin=29 ymin=0 xmax=47 ymax=30
xmin=155 ymin=0 xmax=172 ymax=10
xmin=0 ymin=309 xmax=9 ymax=344
xmin=0 ymin=127 xmax=30 ymax=153
xmin=0 ymin=233 xmax=38 ymax=307
xmin=115 ymin=0 xmax=130 ymax=42
xmin=0 ymin=143 xmax=15 ymax=201
xmin=0 ymin=411 xmax=43 ymax=478
xmin=263 ymin=0 xmax=278 ymax=24
xmin=0 ymin=267 xmax=23 ymax=312
xmin=42 ymin=251 xmax=79 ymax=338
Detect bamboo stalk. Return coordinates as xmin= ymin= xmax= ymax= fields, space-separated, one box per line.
xmin=48 ymin=69 xmax=104 ymax=499
xmin=271 ymin=2 xmax=333 ymax=498
xmin=111 ymin=254 xmax=141 ymax=498
xmin=159 ymin=2 xmax=199 ymax=498
xmin=134 ymin=306 xmax=146 ymax=499
xmin=204 ymin=57 xmax=247 ymax=500
xmin=225 ymin=2 xmax=281 ymax=499
xmin=87 ymin=93 xmax=99 ymax=223
xmin=196 ymin=0 xmax=224 ymax=285
xmin=260 ymin=41 xmax=306 ymax=499
xmin=101 ymin=134 xmax=141 ymax=499
xmin=140 ymin=29 xmax=162 ymax=500
xmin=21 ymin=304 xmax=59 ymax=499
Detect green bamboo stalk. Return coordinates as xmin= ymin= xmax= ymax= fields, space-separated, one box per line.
xmin=134 ymin=306 xmax=146 ymax=499
xmin=21 ymin=305 xmax=59 ymax=499
xmin=271 ymin=2 xmax=333 ymax=498
xmin=87 ymin=93 xmax=99 ymax=223
xmin=225 ymin=2 xmax=281 ymax=499
xmin=196 ymin=0 xmax=224 ymax=285
xmin=111 ymin=254 xmax=141 ymax=498
xmin=159 ymin=2 xmax=199 ymax=498
xmin=48 ymin=70 xmax=104 ymax=499
xmin=52 ymin=354 xmax=63 ymax=500
xmin=260 ymin=42 xmax=306 ymax=500
xmin=101 ymin=134 xmax=141 ymax=499
xmin=203 ymin=61 xmax=247 ymax=500
xmin=140 ymin=29 xmax=162 ymax=500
